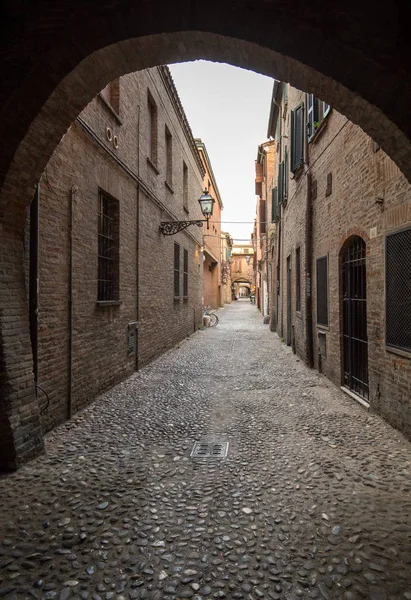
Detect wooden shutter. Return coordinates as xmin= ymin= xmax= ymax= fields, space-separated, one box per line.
xmin=259 ymin=200 xmax=266 ymax=235
xmin=271 ymin=187 xmax=278 ymax=222
xmin=291 ymin=105 xmax=304 ymax=172
xmin=278 ymin=161 xmax=284 ymax=205
xmin=255 ymin=162 xmax=264 ymax=182
xmin=255 ymin=181 xmax=262 ymax=196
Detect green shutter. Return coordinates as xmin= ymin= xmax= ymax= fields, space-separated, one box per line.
xmin=284 ymin=147 xmax=288 ymax=201
xmin=291 ymin=106 xmax=304 ymax=171
xmin=271 ymin=187 xmax=278 ymax=222
xmin=278 ymin=161 xmax=284 ymax=205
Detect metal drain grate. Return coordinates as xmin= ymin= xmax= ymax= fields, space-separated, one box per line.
xmin=191 ymin=441 xmax=229 ymax=459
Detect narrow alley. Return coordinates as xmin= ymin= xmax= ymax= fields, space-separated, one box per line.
xmin=1 ymin=301 xmax=411 ymax=600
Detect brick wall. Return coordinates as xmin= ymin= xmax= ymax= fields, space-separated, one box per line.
xmin=32 ymin=66 xmax=204 ymax=435
xmin=271 ymin=83 xmax=411 ymax=440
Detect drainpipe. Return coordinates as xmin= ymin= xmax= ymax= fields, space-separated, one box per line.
xmin=136 ymin=104 xmax=141 ymax=370
xmin=305 ymin=171 xmax=314 ymax=368
xmin=68 ymin=185 xmax=76 ymax=419
xmin=29 ymin=184 xmax=39 ymax=390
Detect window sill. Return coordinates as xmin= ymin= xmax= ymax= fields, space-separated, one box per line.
xmin=309 ymin=118 xmax=328 ymax=144
xmin=147 ymin=157 xmax=160 ymax=174
xmin=316 ymin=323 xmax=329 ymax=331
xmin=183 ymin=297 xmax=188 ymax=303
xmin=174 ymin=296 xmax=181 ymax=303
xmin=96 ymin=300 xmax=122 ymax=307
xmin=165 ymin=180 xmax=174 ymax=193
xmin=386 ymin=345 xmax=411 ymax=360
xmin=98 ymin=93 xmax=122 ymax=125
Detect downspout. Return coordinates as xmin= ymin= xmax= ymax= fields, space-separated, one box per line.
xmin=68 ymin=185 xmax=76 ymax=419
xmin=305 ymin=169 xmax=314 ymax=368
xmin=29 ymin=184 xmax=39 ymax=391
xmin=136 ymin=104 xmax=141 ymax=370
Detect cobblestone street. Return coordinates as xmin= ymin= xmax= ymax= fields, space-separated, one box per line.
xmin=1 ymin=300 xmax=411 ymax=600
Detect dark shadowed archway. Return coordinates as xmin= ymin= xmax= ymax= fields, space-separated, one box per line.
xmin=1 ymin=0 xmax=411 ymax=469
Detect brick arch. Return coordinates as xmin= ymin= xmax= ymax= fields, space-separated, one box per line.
xmin=338 ymin=229 xmax=369 ymax=255
xmin=1 ymin=1 xmax=411 ymax=469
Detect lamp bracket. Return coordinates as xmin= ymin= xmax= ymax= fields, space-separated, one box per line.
xmin=159 ymin=220 xmax=205 ymax=236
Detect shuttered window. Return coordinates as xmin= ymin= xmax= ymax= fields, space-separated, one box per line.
xmin=271 ymin=187 xmax=278 ymax=222
xmin=284 ymin=146 xmax=288 ymax=201
xmin=316 ymin=256 xmax=328 ymax=326
xmin=278 ymin=161 xmax=284 ymax=205
xmin=291 ymin=105 xmax=304 ymax=172
xmin=259 ymin=200 xmax=266 ymax=235
xmin=307 ymin=94 xmax=317 ymax=140
xmin=386 ymin=228 xmax=411 ymax=352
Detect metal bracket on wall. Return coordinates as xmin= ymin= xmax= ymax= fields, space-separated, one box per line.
xmin=159 ymin=220 xmax=204 ymax=236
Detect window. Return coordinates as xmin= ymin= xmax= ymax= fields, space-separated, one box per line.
xmin=307 ymin=94 xmax=331 ymax=140
xmin=147 ymin=92 xmax=158 ymax=164
xmin=101 ymin=78 xmax=120 ymax=115
xmin=259 ymin=200 xmax=266 ymax=235
xmin=271 ymin=187 xmax=278 ymax=222
xmin=291 ymin=105 xmax=304 ymax=172
xmin=98 ymin=191 xmax=119 ymax=302
xmin=183 ymin=249 xmax=188 ymax=298
xmin=174 ymin=243 xmax=180 ymax=298
xmin=278 ymin=147 xmax=288 ymax=205
xmin=183 ymin=162 xmax=188 ymax=213
xmin=296 ymin=247 xmax=301 ymax=312
xmin=165 ymin=126 xmax=172 ymax=185
xmin=386 ymin=228 xmax=411 ymax=352
xmin=316 ymin=256 xmax=328 ymax=326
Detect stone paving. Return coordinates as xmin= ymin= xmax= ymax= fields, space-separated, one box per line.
xmin=1 ymin=300 xmax=411 ymax=600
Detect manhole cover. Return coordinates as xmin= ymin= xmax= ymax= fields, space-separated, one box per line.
xmin=191 ymin=441 xmax=229 ymax=459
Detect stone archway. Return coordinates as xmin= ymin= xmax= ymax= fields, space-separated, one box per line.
xmin=1 ymin=1 xmax=411 ymax=469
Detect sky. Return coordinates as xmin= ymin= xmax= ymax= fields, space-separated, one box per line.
xmin=169 ymin=61 xmax=274 ymax=243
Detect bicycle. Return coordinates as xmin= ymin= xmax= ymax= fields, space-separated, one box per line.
xmin=203 ymin=305 xmax=219 ymax=327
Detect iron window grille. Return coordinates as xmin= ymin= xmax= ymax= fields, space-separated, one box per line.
xmin=183 ymin=249 xmax=188 ymax=298
xmin=386 ymin=227 xmax=411 ymax=352
xmin=98 ymin=191 xmax=119 ymax=302
xmin=296 ymin=247 xmax=301 ymax=311
xmin=316 ymin=256 xmax=328 ymax=326
xmin=174 ymin=242 xmax=180 ymax=298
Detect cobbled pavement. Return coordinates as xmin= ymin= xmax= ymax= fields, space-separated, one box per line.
xmin=1 ymin=300 xmax=411 ymax=600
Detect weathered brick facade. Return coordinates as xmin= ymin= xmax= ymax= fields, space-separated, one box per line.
xmin=2 ymin=66 xmax=206 ymax=465
xmin=266 ymin=82 xmax=411 ymax=439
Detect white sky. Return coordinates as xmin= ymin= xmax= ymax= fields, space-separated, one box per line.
xmin=169 ymin=61 xmax=274 ymax=242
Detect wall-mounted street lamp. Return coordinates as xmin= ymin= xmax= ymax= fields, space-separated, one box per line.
xmin=245 ymin=255 xmax=251 ymax=265
xmin=159 ymin=190 xmax=215 ymax=236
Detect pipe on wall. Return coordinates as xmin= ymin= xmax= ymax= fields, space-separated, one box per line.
xmin=29 ymin=184 xmax=39 ymax=389
xmin=68 ymin=185 xmax=77 ymax=419
xmin=305 ymin=171 xmax=314 ymax=368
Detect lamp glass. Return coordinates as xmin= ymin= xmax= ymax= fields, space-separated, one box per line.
xmin=198 ymin=190 xmax=215 ymax=218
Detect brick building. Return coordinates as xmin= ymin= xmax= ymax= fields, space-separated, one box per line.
xmin=196 ymin=139 xmax=224 ymax=309
xmin=263 ymin=81 xmax=411 ymax=439
xmin=20 ymin=67 xmax=206 ymax=449
xmin=221 ymin=232 xmax=233 ymax=305
xmin=254 ymin=141 xmax=277 ymax=318
xmin=230 ymin=244 xmax=255 ymax=299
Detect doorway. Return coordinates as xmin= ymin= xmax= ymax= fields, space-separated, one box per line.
xmin=342 ymin=237 xmax=369 ymax=400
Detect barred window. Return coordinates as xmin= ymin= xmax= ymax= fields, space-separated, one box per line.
xmin=183 ymin=249 xmax=188 ymax=298
xmin=291 ymin=105 xmax=304 ymax=172
xmin=98 ymin=192 xmax=119 ymax=301
xmin=316 ymin=256 xmax=328 ymax=326
xmin=174 ymin=243 xmax=180 ymax=298
xmin=165 ymin=126 xmax=172 ymax=186
xmin=386 ymin=228 xmax=411 ymax=352
xmin=148 ymin=91 xmax=158 ymax=164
